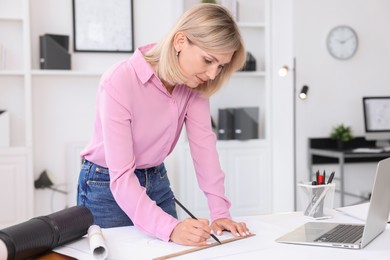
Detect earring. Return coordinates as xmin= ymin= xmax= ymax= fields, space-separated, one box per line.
xmin=176 ymin=51 xmax=180 ymax=57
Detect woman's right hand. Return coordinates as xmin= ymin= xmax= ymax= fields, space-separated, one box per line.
xmin=170 ymin=218 xmax=211 ymax=246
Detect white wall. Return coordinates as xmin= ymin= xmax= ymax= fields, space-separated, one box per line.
xmin=294 ymin=0 xmax=390 ymax=207
xmin=30 ymin=0 xmax=183 ymax=71
xmin=270 ymin=0 xmax=294 ymax=212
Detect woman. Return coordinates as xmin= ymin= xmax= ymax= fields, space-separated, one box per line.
xmin=77 ymin=3 xmax=250 ymax=246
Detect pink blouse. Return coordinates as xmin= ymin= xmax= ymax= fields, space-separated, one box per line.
xmin=81 ymin=44 xmax=231 ymax=242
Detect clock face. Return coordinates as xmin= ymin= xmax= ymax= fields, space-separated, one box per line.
xmin=327 ymin=25 xmax=358 ymax=60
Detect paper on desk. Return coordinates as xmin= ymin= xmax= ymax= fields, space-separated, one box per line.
xmin=53 ymin=221 xmax=280 ymax=260
xmin=53 ymin=226 xmax=223 ymax=259
xmin=54 ymin=228 xmax=228 ymax=259
xmin=54 ymin=238 xmax=94 ymax=260
xmin=352 ymin=148 xmax=384 ymax=153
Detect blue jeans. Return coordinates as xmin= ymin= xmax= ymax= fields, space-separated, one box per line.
xmin=77 ymin=159 xmax=177 ymax=228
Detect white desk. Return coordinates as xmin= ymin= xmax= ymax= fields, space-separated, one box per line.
xmin=54 ymin=204 xmax=390 ymax=259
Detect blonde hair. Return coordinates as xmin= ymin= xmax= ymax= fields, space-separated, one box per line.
xmin=144 ymin=3 xmax=246 ymax=96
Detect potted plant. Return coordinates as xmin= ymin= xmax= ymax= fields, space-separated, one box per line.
xmin=330 ymin=123 xmax=354 ymax=150
xmin=201 ymin=0 xmax=217 ymax=3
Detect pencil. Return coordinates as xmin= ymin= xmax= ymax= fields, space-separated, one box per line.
xmin=173 ymin=198 xmax=222 ymax=244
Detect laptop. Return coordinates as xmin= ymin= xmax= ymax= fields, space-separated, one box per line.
xmin=276 ymin=157 xmax=390 ymax=249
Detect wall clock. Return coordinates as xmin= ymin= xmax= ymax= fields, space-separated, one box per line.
xmin=326 ymin=25 xmax=358 ymax=60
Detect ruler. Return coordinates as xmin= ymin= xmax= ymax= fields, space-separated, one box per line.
xmin=153 ymin=233 xmax=256 ymax=260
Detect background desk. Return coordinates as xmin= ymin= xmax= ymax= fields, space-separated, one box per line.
xmin=309 ymin=137 xmax=390 ymax=206
xmin=53 ymin=204 xmax=390 ymax=260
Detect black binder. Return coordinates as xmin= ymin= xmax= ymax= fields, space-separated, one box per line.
xmin=40 ymin=34 xmax=71 ymax=70
xmin=234 ymin=107 xmax=259 ymax=140
xmin=218 ymin=108 xmax=235 ymax=140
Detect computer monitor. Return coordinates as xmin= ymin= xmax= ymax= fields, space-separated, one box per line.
xmin=363 ymin=96 xmax=390 ymax=148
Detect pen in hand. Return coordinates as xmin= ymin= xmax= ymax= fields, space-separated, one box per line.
xmin=173 ymin=198 xmax=222 ymax=244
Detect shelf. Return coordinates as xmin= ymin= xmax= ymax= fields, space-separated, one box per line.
xmin=0 ymin=16 xmax=23 ymax=22
xmin=0 ymin=146 xmax=28 ymax=155
xmin=0 ymin=70 xmax=25 ymax=76
xmin=237 ymin=22 xmax=265 ymax=29
xmin=30 ymin=70 xmax=264 ymax=78
xmin=216 ymin=139 xmax=268 ymax=148
xmin=234 ymin=71 xmax=265 ymax=77
xmin=31 ymin=70 xmax=103 ymax=77
xmin=181 ymin=139 xmax=268 ymax=152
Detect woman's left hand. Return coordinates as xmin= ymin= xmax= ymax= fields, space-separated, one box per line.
xmin=211 ymin=218 xmax=251 ymax=237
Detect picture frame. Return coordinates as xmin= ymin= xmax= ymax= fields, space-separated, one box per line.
xmin=72 ymin=0 xmax=134 ymax=53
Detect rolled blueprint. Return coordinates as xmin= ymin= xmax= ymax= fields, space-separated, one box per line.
xmin=0 ymin=239 xmax=7 ymax=260
xmin=0 ymin=206 xmax=93 ymax=260
xmin=88 ymin=225 xmax=108 ymax=259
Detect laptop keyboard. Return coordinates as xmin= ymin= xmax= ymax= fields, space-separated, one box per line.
xmin=314 ymin=224 xmax=364 ymax=244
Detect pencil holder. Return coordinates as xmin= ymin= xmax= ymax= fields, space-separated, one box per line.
xmin=298 ymin=182 xmax=336 ymax=219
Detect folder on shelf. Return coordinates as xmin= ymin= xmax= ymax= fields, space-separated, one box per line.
xmin=218 ymin=108 xmax=235 ymax=140
xmin=0 ymin=110 xmax=10 ymax=147
xmin=234 ymin=107 xmax=259 ymax=140
xmin=39 ymin=34 xmax=71 ymax=70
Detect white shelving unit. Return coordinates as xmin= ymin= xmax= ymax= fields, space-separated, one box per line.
xmin=28 ymin=0 xmax=132 ymax=215
xmin=176 ymin=0 xmax=273 ymax=218
xmin=1 ymin=0 xmax=187 ymax=220
xmin=0 ymin=0 xmax=106 ymax=223
xmin=0 ymin=0 xmax=33 ymax=228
